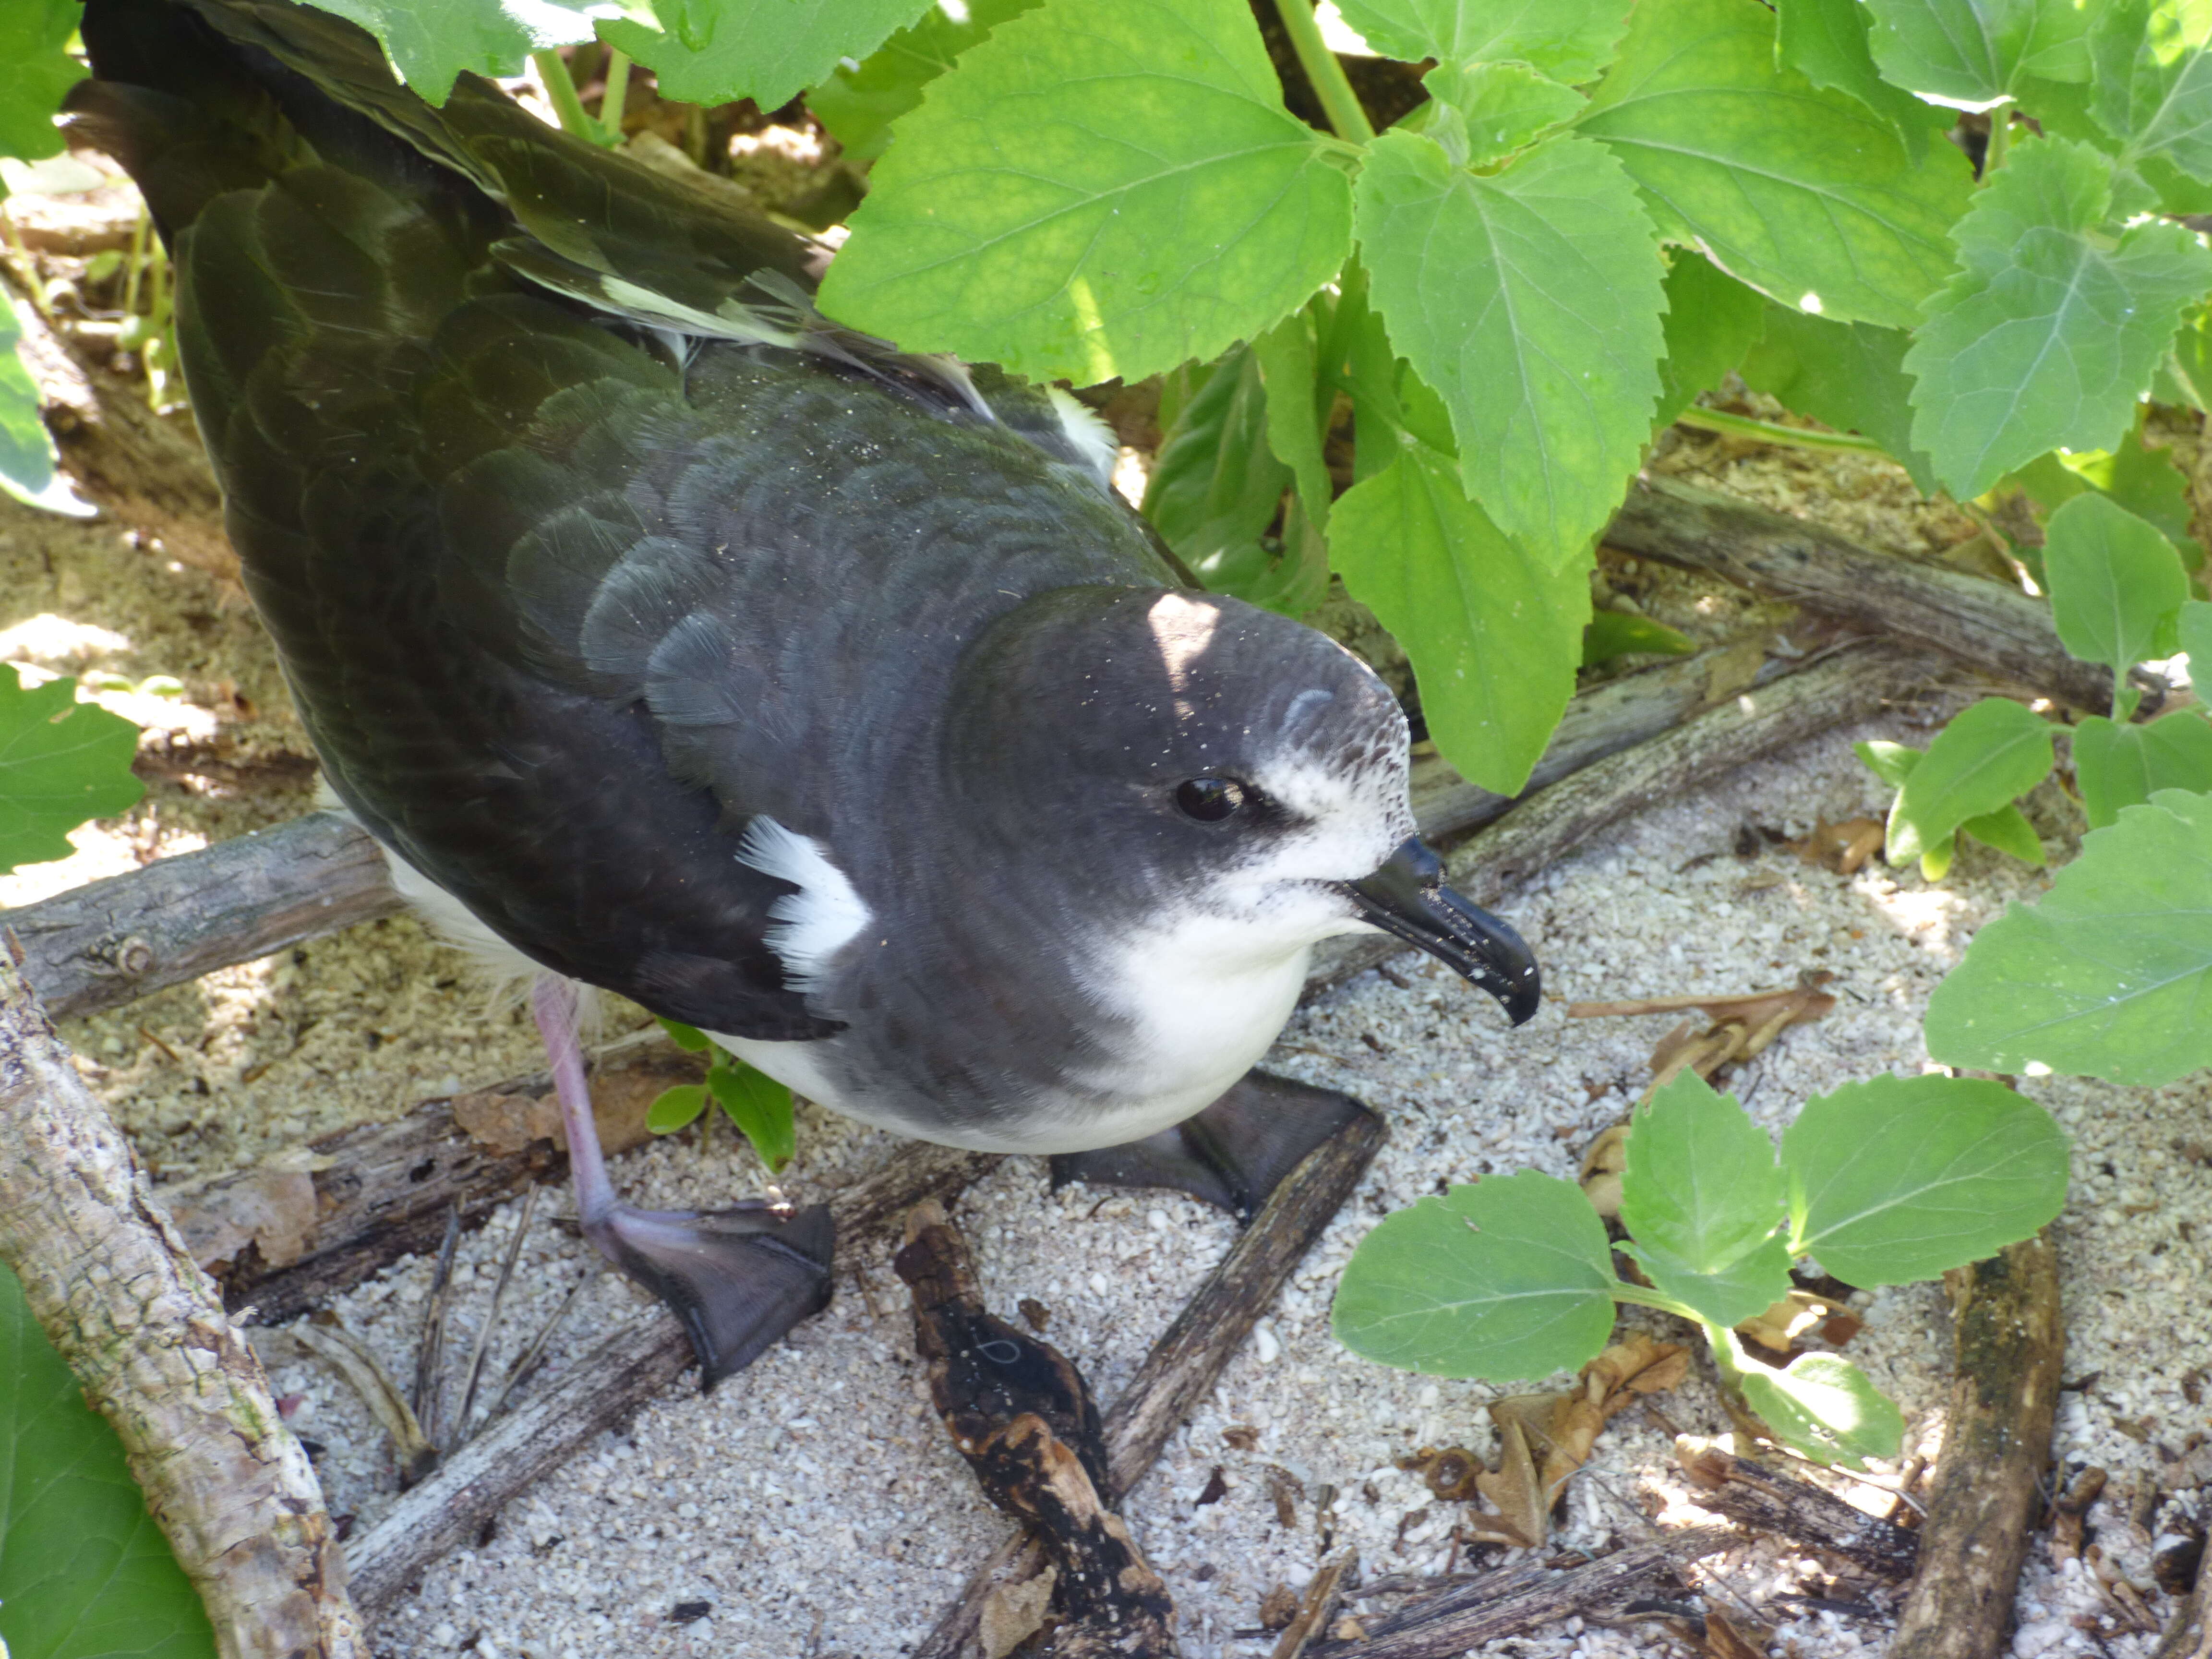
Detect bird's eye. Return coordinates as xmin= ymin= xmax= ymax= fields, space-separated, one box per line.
xmin=1175 ymin=777 xmax=1246 ymax=822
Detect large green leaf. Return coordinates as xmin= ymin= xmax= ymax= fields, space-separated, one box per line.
xmin=1327 ymin=0 xmax=1634 ymax=83
xmin=1578 ymin=0 xmax=1974 ymax=330
xmin=1331 ymin=1171 xmax=1619 ymax=1381
xmin=1654 ymin=251 xmax=1767 ymax=430
xmin=1906 ymin=136 xmax=2212 ymax=501
xmin=602 ymin=0 xmax=937 ymax=114
xmin=1861 ymin=0 xmax=2089 ymax=109
xmin=817 ymin=0 xmax=1354 ymax=385
xmin=2041 ymin=493 xmax=2188 ymax=687
xmin=1925 ymin=787 xmax=2212 ymax=1083
xmin=0 ymin=1265 xmax=216 ymax=1659
xmin=2072 ymin=710 xmax=2212 ymax=828
xmin=0 ymin=0 xmax=79 ymax=161
xmin=1620 ymin=1071 xmax=1793 ymax=1329
xmin=1327 ymin=440 xmax=1590 ymax=793
xmin=1782 ymin=1074 xmax=2069 ymax=1285
xmin=0 ymin=668 xmax=144 ymax=874
xmin=0 ymin=303 xmax=59 ymax=510
xmin=1250 ymin=308 xmax=1334 ymax=530
xmin=809 ymin=0 xmax=1045 ymax=160
xmin=301 ymin=0 xmax=650 ymax=103
xmin=1739 ymin=305 xmax=1940 ymax=493
xmin=1774 ymin=0 xmax=1940 ymax=156
xmin=1885 ymin=696 xmax=2054 ymax=864
xmin=2088 ymin=0 xmax=2212 ymax=184
xmin=1353 ymin=130 xmax=1665 ymax=570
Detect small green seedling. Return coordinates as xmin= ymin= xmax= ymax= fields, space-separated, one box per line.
xmin=1860 ymin=492 xmax=2212 ymax=867
xmin=647 ymin=1018 xmax=798 ymax=1173
xmin=1332 ymin=1069 xmax=2068 ymax=1467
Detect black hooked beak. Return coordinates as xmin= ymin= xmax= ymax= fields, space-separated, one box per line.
xmin=1341 ymin=838 xmax=1541 ymax=1025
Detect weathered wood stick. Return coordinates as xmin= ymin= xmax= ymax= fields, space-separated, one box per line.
xmin=8 ymin=810 xmax=403 ymax=1022
xmin=1676 ymin=1440 xmax=1919 ymax=1578
xmin=0 ymin=949 xmax=365 ymax=1659
xmin=1306 ymin=1526 xmax=1737 ymax=1659
xmin=1313 ymin=638 xmax=1937 ymax=989
xmin=1890 ymin=1233 xmax=2065 ymax=1659
xmin=342 ymin=1140 xmax=997 ymax=1614
xmin=1609 ymin=476 xmax=2139 ymax=714
xmin=912 ymin=1106 xmax=1387 ymax=1659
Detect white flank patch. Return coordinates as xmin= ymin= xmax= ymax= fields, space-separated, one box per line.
xmin=1046 ymin=386 xmax=1118 ymax=488
xmin=736 ymin=816 xmax=872 ymax=998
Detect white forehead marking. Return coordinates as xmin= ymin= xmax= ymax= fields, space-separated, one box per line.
xmin=735 ymin=816 xmax=872 ymax=997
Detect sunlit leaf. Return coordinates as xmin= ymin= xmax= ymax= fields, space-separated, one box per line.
xmin=1860 ymin=0 xmax=2088 ymax=109
xmin=1884 ymin=696 xmax=2053 ymax=864
xmin=809 ymin=0 xmax=1044 ymax=159
xmin=2072 ymin=710 xmax=2212 ymax=828
xmin=1732 ymin=1341 xmax=1905 ymax=1468
xmin=1328 ymin=0 xmax=1634 ymax=83
xmin=0 ymin=0 xmax=79 ymax=162
xmin=300 ymin=0 xmax=651 ymax=104
xmin=0 ymin=667 xmax=144 ymax=875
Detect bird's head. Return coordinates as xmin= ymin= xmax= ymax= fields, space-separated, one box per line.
xmin=941 ymin=586 xmax=1539 ymax=1025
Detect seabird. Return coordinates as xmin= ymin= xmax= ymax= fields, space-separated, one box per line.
xmin=72 ymin=0 xmax=1540 ymax=1385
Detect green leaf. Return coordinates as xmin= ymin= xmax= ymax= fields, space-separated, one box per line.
xmin=1420 ymin=62 xmax=1585 ymax=169
xmin=0 ymin=1264 xmax=217 ymax=1659
xmin=1353 ymin=130 xmax=1665 ymax=570
xmin=601 ymin=0 xmax=937 ymax=114
xmin=301 ymin=0 xmax=649 ymax=104
xmin=1578 ymin=0 xmax=1975 ymax=330
xmin=2089 ymin=0 xmax=2212 ymax=183
xmin=2044 ymin=494 xmax=2188 ymax=687
xmin=817 ymin=0 xmax=1354 ymax=386
xmin=1327 ymin=441 xmax=1590 ymax=793
xmin=1739 ymin=306 xmax=1941 ymax=494
xmin=809 ymin=0 xmax=1044 ymax=160
xmin=1927 ymin=788 xmax=2212 ymax=1082
xmin=657 ymin=1017 xmax=712 ymax=1052
xmin=1653 ymin=251 xmax=1768 ymax=431
xmin=1731 ymin=1340 xmax=1905 ymax=1468
xmin=1250 ymin=309 xmax=1334 ymax=530
xmin=1619 ymin=1071 xmax=1792 ymax=1328
xmin=1783 ymin=1073 xmax=2070 ymax=1285
xmin=2049 ymin=422 xmax=2204 ymax=566
xmin=0 ymin=302 xmax=60 ymax=511
xmin=1885 ymin=696 xmax=2054 ymax=864
xmin=1905 ymin=136 xmax=2212 ymax=501
xmin=1327 ymin=0 xmax=1634 ymax=82
xmin=1854 ymin=736 xmax=1923 ymax=790
xmin=1959 ymin=802 xmax=2046 ymax=864
xmin=1861 ymin=0 xmax=2089 ymax=109
xmin=2073 ymin=710 xmax=2212 ymax=828
xmin=1774 ymin=0 xmax=1940 ymax=156
xmin=645 ymin=1083 xmax=709 ymax=1134
xmin=1331 ymin=1170 xmax=1620 ymax=1381
xmin=1583 ymin=609 xmax=1695 ymax=665
xmin=709 ymin=1060 xmax=797 ymax=1172
xmin=0 ymin=668 xmax=144 ymax=875
xmin=2180 ymin=596 xmax=2212 ymax=668
xmin=0 ymin=0 xmax=79 ymax=162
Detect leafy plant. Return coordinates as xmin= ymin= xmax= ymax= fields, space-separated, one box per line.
xmin=648 ymin=1018 xmax=798 ymax=1172
xmin=0 ymin=663 xmax=143 ymax=874
xmin=1333 ymin=1069 xmax=2069 ymax=1467
xmin=1 ymin=1262 xmax=217 ymax=1659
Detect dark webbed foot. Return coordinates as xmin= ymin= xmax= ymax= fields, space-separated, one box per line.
xmin=533 ymin=977 xmax=834 ymax=1390
xmin=594 ymin=1202 xmax=833 ymax=1390
xmin=1050 ymin=1069 xmax=1375 ymax=1222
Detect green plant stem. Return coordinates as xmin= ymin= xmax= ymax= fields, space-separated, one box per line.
xmin=1609 ymin=1283 xmax=1701 ymax=1320
xmin=1983 ymin=105 xmax=2011 ymax=178
xmin=1269 ymin=0 xmax=1374 ymax=144
xmin=531 ymin=48 xmax=599 ymax=143
xmin=1674 ymin=405 xmax=1888 ymax=457
xmin=120 ymin=204 xmax=148 ymax=320
xmin=598 ymin=48 xmax=631 ymax=144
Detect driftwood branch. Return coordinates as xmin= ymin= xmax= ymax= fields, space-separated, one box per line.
xmin=1889 ymin=1233 xmax=2065 ymax=1659
xmin=1307 ymin=1526 xmax=1738 ymax=1659
xmin=913 ymin=1106 xmax=1387 ymax=1659
xmin=1609 ymin=476 xmax=2141 ymax=715
xmin=1675 ymin=1440 xmax=1920 ymax=1578
xmin=341 ymin=1140 xmax=997 ymax=1614
xmin=0 ymin=949 xmax=364 ymax=1658
xmin=898 ymin=1202 xmax=1178 ymax=1658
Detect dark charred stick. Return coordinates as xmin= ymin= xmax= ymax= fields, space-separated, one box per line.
xmin=410 ymin=1203 xmax=461 ymax=1447
xmin=1303 ymin=1527 xmax=1738 ymax=1659
xmin=1608 ymin=476 xmax=2150 ymax=715
xmin=1676 ymin=1440 xmax=1919 ymax=1578
xmin=913 ymin=1104 xmax=1386 ymax=1659
xmin=897 ymin=1202 xmax=1177 ymax=1658
xmin=1890 ymin=1234 xmax=2065 ymax=1659
xmin=342 ymin=1141 xmax=997 ymax=1615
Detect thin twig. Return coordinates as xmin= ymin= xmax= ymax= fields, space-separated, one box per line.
xmin=451 ymin=1185 xmax=538 ymax=1443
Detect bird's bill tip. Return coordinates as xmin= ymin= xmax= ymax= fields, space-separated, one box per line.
xmin=1342 ymin=837 xmax=1541 ymax=1026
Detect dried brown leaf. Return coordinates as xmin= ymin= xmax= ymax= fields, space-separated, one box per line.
xmin=979 ymin=1564 xmax=1056 ymax=1659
